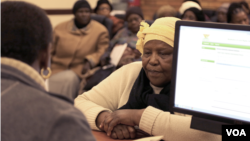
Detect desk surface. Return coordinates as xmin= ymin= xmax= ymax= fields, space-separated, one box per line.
xmin=92 ymin=131 xmax=133 ymax=141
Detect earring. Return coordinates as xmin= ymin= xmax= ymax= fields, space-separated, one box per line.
xmin=41 ymin=67 xmax=52 ymax=79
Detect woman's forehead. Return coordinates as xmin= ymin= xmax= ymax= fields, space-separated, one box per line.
xmin=144 ymin=40 xmax=170 ymax=46
xmin=144 ymin=40 xmax=172 ymax=49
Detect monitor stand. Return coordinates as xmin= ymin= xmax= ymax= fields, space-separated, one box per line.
xmin=190 ymin=116 xmax=229 ymax=135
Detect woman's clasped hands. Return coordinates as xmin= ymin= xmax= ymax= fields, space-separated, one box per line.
xmin=96 ymin=109 xmax=145 ymax=139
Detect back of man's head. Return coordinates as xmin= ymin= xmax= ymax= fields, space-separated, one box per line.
xmin=1 ymin=1 xmax=52 ymax=65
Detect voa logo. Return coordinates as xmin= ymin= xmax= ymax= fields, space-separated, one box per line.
xmin=226 ymin=129 xmax=246 ymax=136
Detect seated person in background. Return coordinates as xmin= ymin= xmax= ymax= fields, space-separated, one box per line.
xmin=110 ymin=6 xmax=143 ymax=49
xmin=116 ymin=45 xmax=141 ymax=68
xmin=210 ymin=3 xmax=230 ymax=23
xmin=49 ymin=0 xmax=109 ymax=100
xmin=107 ymin=6 xmax=143 ymax=67
xmin=1 ymin=1 xmax=95 ymax=141
xmin=156 ymin=5 xmax=177 ymax=19
xmin=227 ymin=2 xmax=249 ymax=25
xmin=240 ymin=1 xmax=250 ymax=20
xmin=178 ymin=0 xmax=202 ymax=17
xmin=179 ymin=0 xmax=210 ymax=21
xmin=82 ymin=7 xmax=143 ymax=92
xmin=94 ymin=0 xmax=124 ymax=36
xmin=181 ymin=7 xmax=205 ymax=21
xmin=75 ymin=17 xmax=221 ymax=141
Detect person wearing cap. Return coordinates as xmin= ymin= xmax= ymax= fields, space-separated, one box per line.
xmin=110 ymin=6 xmax=143 ymax=48
xmin=211 ymin=3 xmax=230 ymax=23
xmin=94 ymin=0 xmax=124 ymax=36
xmin=105 ymin=6 xmax=144 ymax=68
xmin=75 ymin=17 xmax=221 ymax=141
xmin=49 ymin=0 xmax=109 ymax=100
xmin=227 ymin=2 xmax=249 ymax=25
xmin=181 ymin=7 xmax=205 ymax=21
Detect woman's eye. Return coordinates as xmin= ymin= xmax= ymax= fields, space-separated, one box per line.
xmin=143 ymin=52 xmax=151 ymax=57
xmin=160 ymin=52 xmax=168 ymax=56
xmin=159 ymin=52 xmax=172 ymax=58
xmin=144 ymin=52 xmax=151 ymax=55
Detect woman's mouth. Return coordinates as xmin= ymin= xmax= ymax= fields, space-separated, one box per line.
xmin=147 ymin=70 xmax=162 ymax=77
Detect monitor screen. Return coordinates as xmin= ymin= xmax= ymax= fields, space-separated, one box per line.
xmin=173 ymin=25 xmax=250 ymax=123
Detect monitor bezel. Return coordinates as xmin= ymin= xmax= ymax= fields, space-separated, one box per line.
xmin=170 ymin=21 xmax=250 ymax=125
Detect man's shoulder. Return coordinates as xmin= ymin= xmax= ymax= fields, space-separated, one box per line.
xmin=34 ymin=91 xmax=84 ymax=120
xmin=30 ymin=89 xmax=86 ymax=121
xmin=90 ymin=20 xmax=108 ymax=33
xmin=117 ymin=27 xmax=127 ymax=33
xmin=40 ymin=92 xmax=79 ymax=113
xmin=114 ymin=27 xmax=127 ymax=37
xmin=3 ymin=82 xmax=79 ymax=114
xmin=1 ymin=80 xmax=94 ymax=141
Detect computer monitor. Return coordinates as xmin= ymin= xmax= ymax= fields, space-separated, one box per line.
xmin=170 ymin=21 xmax=250 ymax=134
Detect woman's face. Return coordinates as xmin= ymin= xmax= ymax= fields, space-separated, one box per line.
xmin=182 ymin=10 xmax=197 ymax=21
xmin=127 ymin=14 xmax=142 ymax=34
xmin=231 ymin=11 xmax=249 ymax=25
xmin=142 ymin=40 xmax=173 ymax=87
xmin=97 ymin=3 xmax=111 ymax=17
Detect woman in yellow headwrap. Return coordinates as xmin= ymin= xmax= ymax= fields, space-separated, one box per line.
xmin=75 ymin=17 xmax=220 ymax=141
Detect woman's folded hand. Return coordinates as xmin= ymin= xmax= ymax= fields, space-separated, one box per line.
xmin=110 ymin=125 xmax=136 ymax=139
xmin=99 ymin=109 xmax=145 ymax=137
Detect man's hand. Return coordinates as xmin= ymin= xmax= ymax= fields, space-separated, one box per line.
xmin=110 ymin=125 xmax=136 ymax=139
xmin=100 ymin=109 xmax=145 ymax=136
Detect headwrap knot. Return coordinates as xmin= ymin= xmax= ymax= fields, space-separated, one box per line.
xmin=136 ymin=21 xmax=149 ymax=54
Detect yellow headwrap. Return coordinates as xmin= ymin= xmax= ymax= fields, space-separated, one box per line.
xmin=136 ymin=17 xmax=180 ymax=54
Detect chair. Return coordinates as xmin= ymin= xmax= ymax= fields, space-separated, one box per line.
xmin=91 ymin=14 xmax=113 ymax=39
xmin=145 ymin=20 xmax=154 ymax=25
xmin=114 ymin=14 xmax=126 ymax=20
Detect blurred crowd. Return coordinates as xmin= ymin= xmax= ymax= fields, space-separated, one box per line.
xmin=47 ymin=0 xmax=250 ymax=100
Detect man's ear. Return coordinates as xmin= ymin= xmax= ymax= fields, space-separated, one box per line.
xmin=39 ymin=43 xmax=51 ymax=69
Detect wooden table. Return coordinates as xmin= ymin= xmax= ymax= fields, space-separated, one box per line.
xmin=92 ymin=131 xmax=133 ymax=141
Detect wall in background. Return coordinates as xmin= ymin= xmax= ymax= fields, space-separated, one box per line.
xmin=141 ymin=0 xmax=250 ymax=20
xmin=1 ymin=0 xmax=114 ymax=27
xmin=2 ymin=0 xmax=249 ymax=25
xmin=1 ymin=0 xmax=102 ymax=9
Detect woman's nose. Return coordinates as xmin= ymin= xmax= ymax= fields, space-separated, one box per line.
xmin=149 ymin=53 xmax=158 ymax=66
